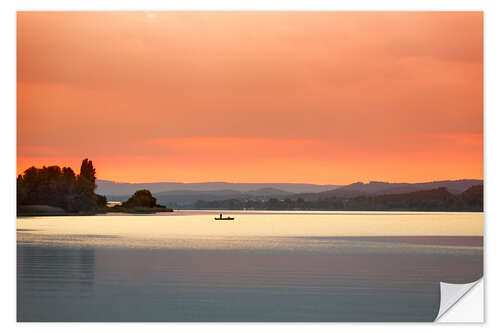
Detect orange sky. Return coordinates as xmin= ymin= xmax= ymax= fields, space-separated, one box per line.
xmin=17 ymin=12 xmax=483 ymax=184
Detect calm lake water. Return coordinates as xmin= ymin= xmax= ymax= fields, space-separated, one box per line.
xmin=17 ymin=211 xmax=483 ymax=322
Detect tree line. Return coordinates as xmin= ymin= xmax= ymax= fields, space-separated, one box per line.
xmin=17 ymin=159 xmax=107 ymax=213
xmin=194 ymin=185 xmax=483 ymax=212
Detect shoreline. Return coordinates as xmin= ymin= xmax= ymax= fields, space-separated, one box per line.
xmin=17 ymin=208 xmax=483 ymax=217
xmin=17 ymin=205 xmax=174 ymax=217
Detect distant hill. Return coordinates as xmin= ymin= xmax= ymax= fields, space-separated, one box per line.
xmin=195 ymin=185 xmax=484 ymax=212
xmin=96 ymin=180 xmax=339 ymax=196
xmin=246 ymin=187 xmax=293 ymax=198
xmin=151 ymin=189 xmax=247 ymax=207
xmin=96 ymin=179 xmax=483 ymax=209
xmin=294 ymin=179 xmax=483 ymax=200
xmin=105 ymin=188 xmax=295 ymax=208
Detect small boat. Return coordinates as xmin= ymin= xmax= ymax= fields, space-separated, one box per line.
xmin=214 ymin=213 xmax=235 ymax=221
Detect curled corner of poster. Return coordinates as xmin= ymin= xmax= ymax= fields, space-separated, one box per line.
xmin=435 ymin=278 xmax=484 ymax=323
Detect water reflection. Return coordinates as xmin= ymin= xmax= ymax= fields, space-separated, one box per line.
xmin=17 ymin=245 xmax=95 ymax=321
xmin=16 ymin=212 xmax=483 ymax=322
xmin=17 ymin=240 xmax=482 ymax=322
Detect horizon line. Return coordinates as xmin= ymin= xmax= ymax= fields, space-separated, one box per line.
xmin=96 ymin=178 xmax=484 ymax=186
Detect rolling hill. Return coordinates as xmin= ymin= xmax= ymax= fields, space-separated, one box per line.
xmin=97 ymin=179 xmax=483 ymax=209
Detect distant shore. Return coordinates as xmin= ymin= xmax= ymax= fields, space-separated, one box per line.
xmin=17 ymin=205 xmax=174 ymax=217
xmin=17 ymin=204 xmax=484 ymax=217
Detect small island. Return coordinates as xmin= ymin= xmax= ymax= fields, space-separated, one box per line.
xmin=17 ymin=159 xmax=173 ymax=216
xmin=106 ymin=189 xmax=173 ymax=214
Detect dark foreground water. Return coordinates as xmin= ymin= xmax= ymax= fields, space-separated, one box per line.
xmin=17 ymin=237 xmax=482 ymax=322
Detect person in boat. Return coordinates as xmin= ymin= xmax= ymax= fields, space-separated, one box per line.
xmin=220 ymin=213 xmax=223 ymax=219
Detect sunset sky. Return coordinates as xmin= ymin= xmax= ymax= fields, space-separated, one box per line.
xmin=17 ymin=12 xmax=483 ymax=184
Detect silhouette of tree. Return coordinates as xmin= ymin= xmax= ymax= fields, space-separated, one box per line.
xmin=17 ymin=158 xmax=106 ymax=213
xmin=122 ymin=189 xmax=165 ymax=208
xmin=79 ymin=158 xmax=96 ymax=184
xmin=96 ymin=194 xmax=108 ymax=208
